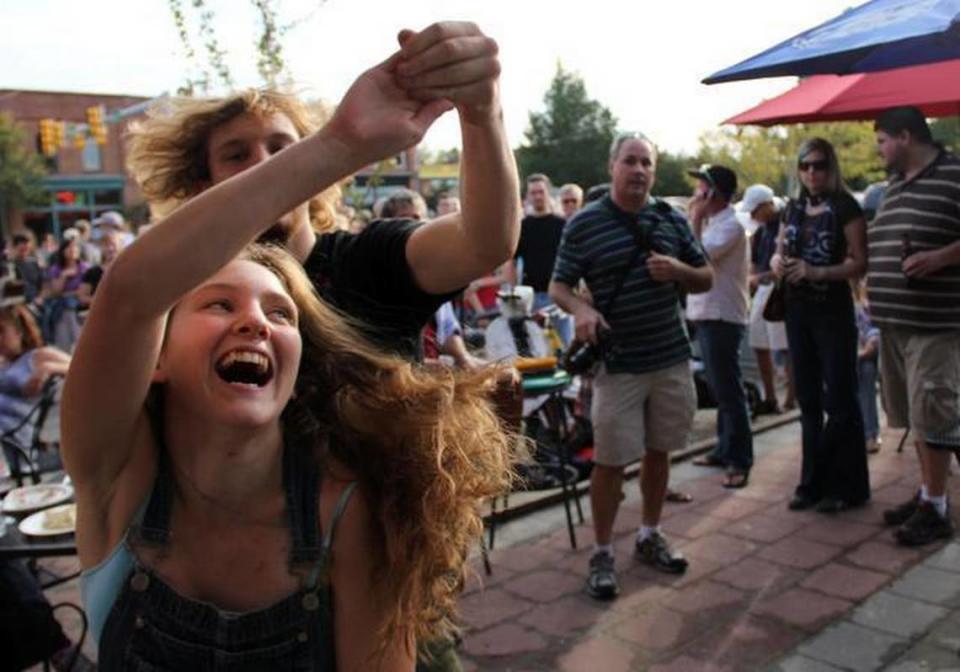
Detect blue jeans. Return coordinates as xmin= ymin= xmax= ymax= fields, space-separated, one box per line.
xmin=859 ymin=357 xmax=880 ymax=441
xmin=785 ymin=300 xmax=870 ymax=504
xmin=697 ymin=320 xmax=754 ymax=472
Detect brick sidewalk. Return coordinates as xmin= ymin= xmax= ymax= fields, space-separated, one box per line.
xmin=457 ymin=423 xmax=960 ymax=671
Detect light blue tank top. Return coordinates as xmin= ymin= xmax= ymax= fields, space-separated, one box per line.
xmin=80 ymin=532 xmax=136 ymax=643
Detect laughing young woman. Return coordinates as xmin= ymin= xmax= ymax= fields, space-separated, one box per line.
xmin=61 ymin=24 xmax=516 ymax=672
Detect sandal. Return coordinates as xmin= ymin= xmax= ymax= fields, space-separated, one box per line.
xmin=722 ymin=470 xmax=750 ymax=489
xmin=693 ymin=455 xmax=724 ymax=467
xmin=665 ymin=488 xmax=694 ymax=503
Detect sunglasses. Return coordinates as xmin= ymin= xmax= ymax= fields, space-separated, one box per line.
xmin=798 ymin=159 xmax=829 ymax=173
xmin=561 ymin=198 xmax=578 ymax=204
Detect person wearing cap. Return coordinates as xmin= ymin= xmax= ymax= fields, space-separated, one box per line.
xmin=740 ymin=184 xmax=795 ymax=415
xmin=93 ymin=211 xmax=135 ymax=248
xmin=686 ymin=165 xmax=753 ymax=489
xmin=550 ymin=132 xmax=712 ymax=601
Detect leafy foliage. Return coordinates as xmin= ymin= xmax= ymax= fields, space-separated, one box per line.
xmin=167 ymin=0 xmax=313 ymax=94
xmin=515 ymin=64 xmax=618 ymax=190
xmin=0 ymin=113 xmax=48 ymax=221
xmin=695 ymin=121 xmax=887 ymax=196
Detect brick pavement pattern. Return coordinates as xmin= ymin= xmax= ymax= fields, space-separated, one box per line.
xmin=457 ymin=424 xmax=960 ymax=671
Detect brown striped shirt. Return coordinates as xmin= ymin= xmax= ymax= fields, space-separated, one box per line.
xmin=867 ymin=150 xmax=960 ymax=330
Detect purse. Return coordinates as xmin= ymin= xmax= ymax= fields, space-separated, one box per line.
xmin=762 ymin=280 xmax=786 ymax=322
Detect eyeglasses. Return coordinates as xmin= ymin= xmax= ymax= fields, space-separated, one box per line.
xmin=798 ymin=159 xmax=829 ymax=173
xmin=561 ymin=198 xmax=579 ymax=204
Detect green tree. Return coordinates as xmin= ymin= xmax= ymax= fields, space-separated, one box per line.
xmin=696 ymin=121 xmax=886 ymax=196
xmin=651 ymin=150 xmax=694 ymax=197
xmin=0 ymin=113 xmax=47 ymax=237
xmin=931 ymin=117 xmax=960 ymax=151
xmin=515 ymin=63 xmax=618 ymax=189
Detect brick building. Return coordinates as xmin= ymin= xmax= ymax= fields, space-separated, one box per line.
xmin=0 ymin=89 xmax=153 ymax=240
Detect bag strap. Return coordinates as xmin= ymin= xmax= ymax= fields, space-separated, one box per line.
xmin=598 ymin=202 xmax=649 ymax=317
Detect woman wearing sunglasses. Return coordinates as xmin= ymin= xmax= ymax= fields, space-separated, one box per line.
xmin=771 ymin=137 xmax=870 ymax=514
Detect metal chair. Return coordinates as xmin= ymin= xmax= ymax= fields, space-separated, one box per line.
xmin=2 ymin=376 xmax=62 ymax=487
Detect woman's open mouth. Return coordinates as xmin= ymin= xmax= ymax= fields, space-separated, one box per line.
xmin=214 ymin=349 xmax=274 ymax=388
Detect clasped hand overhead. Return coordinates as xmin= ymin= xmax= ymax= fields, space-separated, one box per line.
xmin=328 ymin=21 xmax=501 ymax=165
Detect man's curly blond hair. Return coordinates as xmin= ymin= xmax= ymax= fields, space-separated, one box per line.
xmin=126 ymin=89 xmax=341 ymax=232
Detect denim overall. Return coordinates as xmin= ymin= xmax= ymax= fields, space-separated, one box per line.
xmin=98 ymin=441 xmax=356 ymax=671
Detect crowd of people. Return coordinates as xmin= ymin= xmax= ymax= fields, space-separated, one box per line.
xmin=0 ymin=18 xmax=957 ymax=669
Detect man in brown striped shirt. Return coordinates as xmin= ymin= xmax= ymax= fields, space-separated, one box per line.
xmin=867 ymin=107 xmax=960 ymax=547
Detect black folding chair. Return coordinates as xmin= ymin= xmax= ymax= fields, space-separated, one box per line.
xmin=2 ymin=376 xmax=62 ymax=487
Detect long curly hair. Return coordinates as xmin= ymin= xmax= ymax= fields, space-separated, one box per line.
xmin=126 ymin=89 xmax=342 ymax=233
xmin=241 ymin=244 xmax=519 ymax=650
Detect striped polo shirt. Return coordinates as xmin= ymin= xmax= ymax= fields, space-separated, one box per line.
xmin=867 ymin=150 xmax=960 ymax=330
xmin=553 ymin=195 xmax=707 ymax=374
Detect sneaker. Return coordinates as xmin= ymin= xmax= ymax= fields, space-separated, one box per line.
xmin=895 ymin=501 xmax=954 ymax=547
xmin=754 ymin=399 xmax=781 ymax=417
xmin=635 ymin=531 xmax=688 ymax=574
xmin=883 ymin=491 xmax=920 ymax=526
xmin=586 ymin=552 xmax=619 ymax=600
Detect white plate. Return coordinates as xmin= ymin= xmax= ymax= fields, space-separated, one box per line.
xmin=19 ymin=503 xmax=76 ymax=537
xmin=2 ymin=483 xmax=74 ymax=514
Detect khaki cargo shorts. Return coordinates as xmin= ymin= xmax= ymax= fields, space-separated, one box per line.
xmin=880 ymin=327 xmax=960 ymax=447
xmin=591 ymin=361 xmax=696 ymax=467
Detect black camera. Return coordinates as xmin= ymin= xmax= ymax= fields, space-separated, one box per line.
xmin=562 ymin=327 xmax=616 ymax=375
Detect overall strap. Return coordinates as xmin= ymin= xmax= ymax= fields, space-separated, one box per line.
xmin=306 ymin=481 xmax=359 ymax=589
xmin=284 ymin=431 xmax=323 ymax=565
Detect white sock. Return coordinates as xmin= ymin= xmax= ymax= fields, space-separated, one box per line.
xmin=921 ymin=484 xmax=930 ymax=500
xmin=593 ymin=543 xmax=614 ymax=558
xmin=926 ymin=494 xmax=948 ymax=518
xmin=637 ymin=525 xmax=660 ymax=542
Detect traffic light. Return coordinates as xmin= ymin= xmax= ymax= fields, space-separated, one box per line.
xmin=73 ymin=127 xmax=87 ymax=150
xmin=53 ymin=121 xmax=65 ymax=150
xmin=39 ymin=118 xmax=56 ymax=155
xmin=86 ymin=105 xmax=107 ymax=145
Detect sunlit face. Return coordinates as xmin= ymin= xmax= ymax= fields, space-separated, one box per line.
xmin=560 ymin=192 xmax=581 ymax=219
xmin=876 ymin=130 xmax=908 ymax=173
xmin=206 ymin=112 xmax=307 ymax=245
xmin=752 ymin=201 xmax=776 ymax=224
xmin=99 ymin=233 xmax=121 ymax=264
xmin=610 ymin=139 xmax=656 ymax=205
xmin=797 ymin=150 xmax=830 ymax=196
xmin=437 ymin=197 xmax=460 ymax=216
xmin=527 ymin=181 xmax=551 ymax=214
xmin=156 ymin=259 xmax=302 ymax=428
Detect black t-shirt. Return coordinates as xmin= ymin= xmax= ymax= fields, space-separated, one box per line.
xmin=751 ymin=218 xmax=780 ymax=280
xmin=13 ymin=259 xmax=43 ymax=303
xmin=514 ymin=214 xmax=567 ymax=293
xmin=80 ymin=266 xmax=105 ymax=298
xmin=783 ymin=192 xmax=863 ymax=309
xmin=302 ymin=219 xmax=455 ymax=360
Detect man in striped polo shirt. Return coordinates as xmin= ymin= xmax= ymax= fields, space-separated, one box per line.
xmin=550 ymin=132 xmax=713 ymax=600
xmin=868 ymin=107 xmax=960 ymax=546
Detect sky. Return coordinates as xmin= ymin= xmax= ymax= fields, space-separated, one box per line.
xmin=2 ymin=0 xmax=864 ymax=155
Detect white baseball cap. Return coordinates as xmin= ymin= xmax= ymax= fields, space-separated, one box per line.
xmin=737 ymin=184 xmax=776 ymax=215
